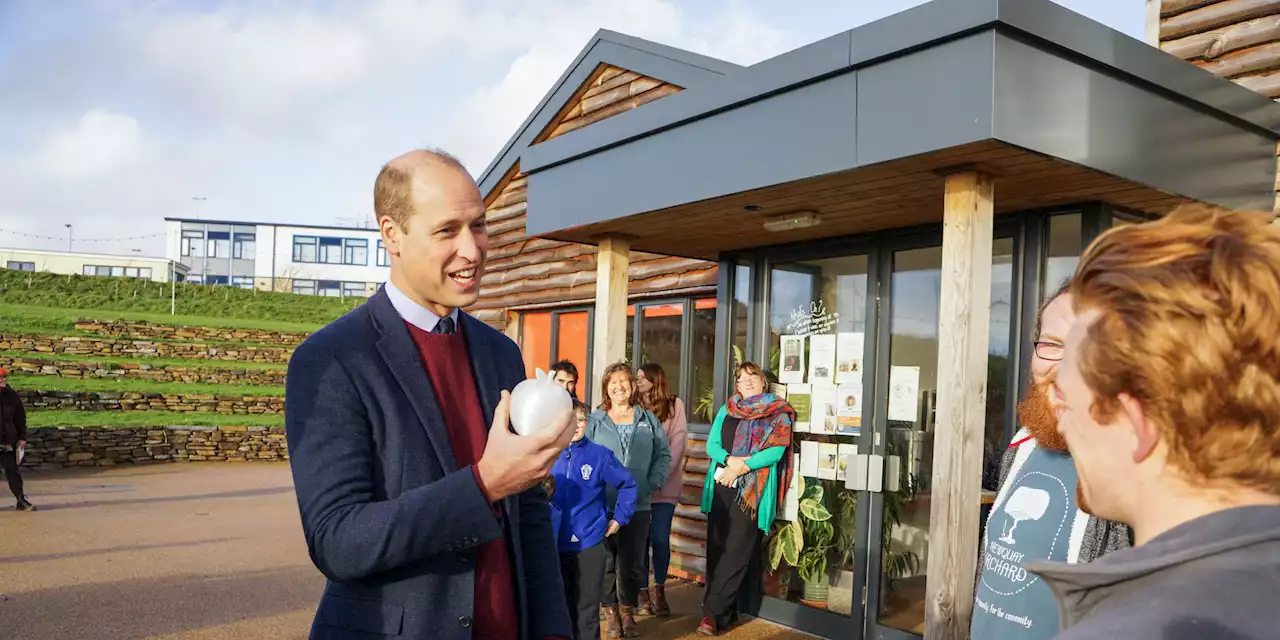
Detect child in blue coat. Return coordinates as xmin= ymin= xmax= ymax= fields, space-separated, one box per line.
xmin=550 ymin=401 xmax=638 ymax=640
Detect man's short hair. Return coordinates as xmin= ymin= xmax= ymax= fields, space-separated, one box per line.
xmin=373 ymin=148 xmax=467 ymax=232
xmin=550 ymin=360 xmax=579 ymax=379
xmin=1069 ymin=203 xmax=1280 ymax=494
xmin=1033 ymin=280 xmax=1073 ymax=337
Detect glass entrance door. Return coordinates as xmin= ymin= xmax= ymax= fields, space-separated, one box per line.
xmin=748 ymin=229 xmax=1017 ymax=640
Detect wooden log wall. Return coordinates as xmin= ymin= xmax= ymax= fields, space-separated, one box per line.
xmin=1158 ymin=0 xmax=1280 ymax=212
xmin=470 ymin=64 xmax=718 ymax=332
xmin=469 ymin=64 xmax=719 ymax=581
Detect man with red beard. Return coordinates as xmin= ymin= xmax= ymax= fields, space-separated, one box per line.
xmin=969 ymin=285 xmax=1131 ymax=640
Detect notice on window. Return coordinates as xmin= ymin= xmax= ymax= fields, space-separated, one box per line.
xmin=799 ymin=441 xmax=821 ymax=478
xmin=787 ymin=384 xmax=812 ymax=433
xmin=888 ymin=366 xmax=921 ymax=423
xmin=836 ymin=383 xmax=862 ymax=435
xmin=811 ymin=383 xmax=839 ymax=435
xmin=836 ymin=443 xmax=857 ymax=483
xmin=818 ymin=443 xmax=839 ymax=480
xmin=808 ymin=334 xmax=836 ymax=385
xmin=783 ymin=452 xmax=801 ymax=521
xmin=780 ymin=335 xmax=806 ymax=384
xmin=836 ymin=332 xmax=864 ymax=385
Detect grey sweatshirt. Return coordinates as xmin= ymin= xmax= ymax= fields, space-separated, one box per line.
xmin=1027 ymin=505 xmax=1280 ymax=640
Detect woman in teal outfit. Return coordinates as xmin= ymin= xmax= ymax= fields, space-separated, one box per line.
xmin=697 ymin=362 xmax=795 ymax=636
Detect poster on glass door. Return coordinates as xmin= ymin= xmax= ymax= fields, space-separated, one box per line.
xmin=807 ymin=334 xmax=836 ymax=385
xmin=780 ymin=335 xmax=806 ymax=384
xmin=836 ymin=332 xmax=864 ymax=385
xmin=787 ymin=384 xmax=812 ymax=432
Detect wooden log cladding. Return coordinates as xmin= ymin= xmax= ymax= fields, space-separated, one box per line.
xmin=1163 ymin=15 xmax=1280 ymax=59
xmin=579 ymin=77 xmax=664 ymax=117
xmin=686 ymin=439 xmax=708 ymax=459
xmin=550 ymin=84 xmax=682 ymax=139
xmin=1163 ymin=0 xmax=1229 ymax=16
xmin=482 ymin=254 xmax=594 ymax=287
xmin=680 ymin=485 xmax=703 ymax=505
xmin=486 ymin=243 xmax=596 ymax=272
xmin=670 ymin=533 xmax=708 ymax=557
xmin=672 ymin=552 xmax=707 ymax=577
xmin=673 ymin=517 xmax=709 ymax=540
xmin=487 ymin=200 xmax=527 ymax=224
xmin=676 ymin=503 xmax=708 ymax=522
xmin=477 ymin=259 xmax=716 ymax=302
xmin=1195 ymin=40 xmax=1280 ymax=77
xmin=488 ymin=237 xmax=563 ymax=261
xmin=582 ymin=70 xmax=641 ymax=100
xmin=686 ymin=458 xmax=711 ymax=475
xmin=1161 ymin=0 xmax=1280 ymax=40
xmin=487 ymin=217 xmax=525 ymax=236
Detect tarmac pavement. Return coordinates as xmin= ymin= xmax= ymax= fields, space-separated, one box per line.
xmin=0 ymin=463 xmax=812 ymax=640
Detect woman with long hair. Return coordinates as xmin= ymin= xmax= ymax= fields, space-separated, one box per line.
xmin=588 ymin=362 xmax=672 ymax=638
xmin=634 ymin=362 xmax=686 ymax=617
xmin=697 ymin=362 xmax=794 ymax=636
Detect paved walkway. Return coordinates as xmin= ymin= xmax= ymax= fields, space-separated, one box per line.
xmin=1 ymin=464 xmax=812 ymax=640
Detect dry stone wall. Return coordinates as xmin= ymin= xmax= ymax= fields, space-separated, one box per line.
xmin=0 ymin=356 xmax=286 ymax=385
xmin=74 ymin=320 xmax=309 ymax=346
xmin=0 ymin=334 xmax=293 ymax=363
xmin=20 ymin=425 xmax=289 ymax=468
xmin=17 ymin=389 xmax=283 ymax=414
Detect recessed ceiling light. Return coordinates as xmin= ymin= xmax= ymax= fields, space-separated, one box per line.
xmin=763 ymin=210 xmax=820 ymax=232
xmin=744 ymin=205 xmax=762 ymax=212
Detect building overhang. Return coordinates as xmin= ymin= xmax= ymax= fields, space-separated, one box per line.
xmin=520 ymin=0 xmax=1280 ymax=260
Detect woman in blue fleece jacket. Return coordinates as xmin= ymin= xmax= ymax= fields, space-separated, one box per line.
xmin=551 ymin=402 xmax=638 ymax=640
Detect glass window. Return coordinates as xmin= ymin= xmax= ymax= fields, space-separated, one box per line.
xmin=730 ymin=263 xmax=751 ymax=394
xmin=342 ymin=281 xmax=367 ymax=298
xmin=207 ymin=231 xmax=230 ymax=258
xmin=82 ymin=265 xmax=94 ymax=275
xmin=110 ymin=266 xmax=125 ymax=277
xmin=625 ymin=305 xmax=635 ymax=365
xmin=205 ymin=275 xmax=228 ymax=286
xmin=555 ymin=311 xmax=590 ymax=404
xmin=140 ymin=268 xmax=152 ymax=279
xmin=123 ymin=267 xmax=138 ymax=277
xmin=1044 ymin=213 xmax=1081 ymax=297
xmin=765 ymin=254 xmax=869 ymax=616
xmin=377 ymin=240 xmax=390 ymax=267
xmin=690 ymin=298 xmax=717 ymax=423
xmin=181 ymin=230 xmax=203 ymax=257
xmin=7 ymin=261 xmax=34 ymax=271
xmin=317 ymin=280 xmax=341 ymax=296
xmin=233 ymin=234 xmax=256 ymax=259
xmin=638 ymin=303 xmax=684 ymax=398
xmin=521 ymin=312 xmax=553 ymax=379
xmin=292 ymin=279 xmax=316 ymax=295
xmin=232 ymin=276 xmax=254 ymax=289
xmin=985 ymin=239 xmax=1016 ymax=488
xmin=344 ymin=239 xmax=368 ymax=266
xmin=293 ymin=236 xmax=318 ymax=263
xmin=319 ymin=238 xmax=343 ymax=265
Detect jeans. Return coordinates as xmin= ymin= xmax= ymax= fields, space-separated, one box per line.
xmin=649 ymin=502 xmax=676 ymax=585
xmin=0 ymin=449 xmax=23 ymax=500
xmin=602 ymin=510 xmax=652 ymax=607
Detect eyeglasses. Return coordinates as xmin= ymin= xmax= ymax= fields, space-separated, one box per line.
xmin=1034 ymin=340 xmax=1065 ymax=362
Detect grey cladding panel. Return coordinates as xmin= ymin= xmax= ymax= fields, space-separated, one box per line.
xmin=526 ymin=73 xmax=859 ymax=236
xmin=856 ymin=32 xmax=996 ymax=166
xmin=993 ymin=35 xmax=1276 ymax=212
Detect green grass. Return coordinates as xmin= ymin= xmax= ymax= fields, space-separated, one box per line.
xmin=0 ymin=350 xmax=285 ymax=371
xmin=25 ymin=410 xmax=284 ymax=428
xmin=0 ymin=269 xmax=357 ymax=328
xmin=10 ymin=374 xmax=284 ymax=397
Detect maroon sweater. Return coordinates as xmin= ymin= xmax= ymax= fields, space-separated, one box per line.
xmin=407 ymin=321 xmax=517 ymax=640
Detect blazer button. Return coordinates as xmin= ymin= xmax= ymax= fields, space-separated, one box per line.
xmin=458 ymin=616 xmax=473 ymax=628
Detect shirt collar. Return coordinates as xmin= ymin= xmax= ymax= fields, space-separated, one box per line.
xmin=384 ymin=279 xmax=459 ymax=333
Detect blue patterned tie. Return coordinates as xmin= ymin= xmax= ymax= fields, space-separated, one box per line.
xmin=434 ymin=316 xmax=455 ymax=335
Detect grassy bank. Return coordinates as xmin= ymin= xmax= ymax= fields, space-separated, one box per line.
xmin=0 ymin=350 xmax=285 ymax=372
xmin=25 ymin=410 xmax=285 ymax=428
xmin=0 ymin=270 xmax=356 ymax=327
xmin=10 ymin=374 xmax=285 ymax=397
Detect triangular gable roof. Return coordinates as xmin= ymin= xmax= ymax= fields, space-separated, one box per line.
xmin=477 ymin=29 xmax=741 ymax=199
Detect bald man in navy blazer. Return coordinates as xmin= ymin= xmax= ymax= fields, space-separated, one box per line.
xmin=286 ymin=148 xmax=576 ymax=640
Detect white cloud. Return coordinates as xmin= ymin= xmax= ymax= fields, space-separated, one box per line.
xmin=33 ymin=109 xmax=150 ymax=179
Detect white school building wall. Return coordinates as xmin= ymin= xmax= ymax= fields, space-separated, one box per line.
xmin=1 ymin=247 xmax=186 ymax=283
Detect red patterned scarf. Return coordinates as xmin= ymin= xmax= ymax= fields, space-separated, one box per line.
xmin=727 ymin=393 xmax=795 ymax=518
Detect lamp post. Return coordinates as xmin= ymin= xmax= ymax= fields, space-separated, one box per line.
xmin=170 ymin=259 xmax=176 ymax=315
xmin=64 ymin=224 xmax=72 ymax=252
xmin=192 ymin=196 xmax=207 ymax=220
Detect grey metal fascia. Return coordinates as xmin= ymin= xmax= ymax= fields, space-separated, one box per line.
xmin=522 ymin=0 xmax=1280 ymax=176
xmin=475 ymin=30 xmax=740 ymax=198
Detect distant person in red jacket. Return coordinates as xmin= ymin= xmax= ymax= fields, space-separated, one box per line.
xmin=0 ymin=368 xmax=35 ymax=511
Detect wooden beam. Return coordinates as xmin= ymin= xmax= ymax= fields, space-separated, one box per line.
xmin=1146 ymin=0 xmax=1162 ymax=45
xmin=924 ymin=170 xmax=995 ymax=640
xmin=591 ymin=236 xmax=630 ymax=402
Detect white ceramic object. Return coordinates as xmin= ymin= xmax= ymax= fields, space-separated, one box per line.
xmin=509 ymin=368 xmax=572 ymax=436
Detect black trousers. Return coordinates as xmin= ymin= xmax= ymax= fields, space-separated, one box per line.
xmin=0 ymin=449 xmax=23 ymax=500
xmin=561 ymin=542 xmax=609 ymax=640
xmin=602 ymin=510 xmax=652 ymax=607
xmin=702 ymin=484 xmax=763 ymax=622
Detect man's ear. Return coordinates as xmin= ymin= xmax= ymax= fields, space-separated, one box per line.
xmin=1120 ymin=393 xmax=1159 ymax=463
xmin=379 ymin=216 xmax=400 ymax=255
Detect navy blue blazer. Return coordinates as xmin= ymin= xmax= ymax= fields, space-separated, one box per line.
xmin=285 ymin=288 xmax=572 ymax=640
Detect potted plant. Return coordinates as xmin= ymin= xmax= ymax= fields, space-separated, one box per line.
xmin=765 ymin=480 xmax=836 ymax=609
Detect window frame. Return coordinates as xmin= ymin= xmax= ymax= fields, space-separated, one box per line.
xmin=232 ymin=233 xmax=256 ymax=260
xmin=181 ymin=230 xmax=204 ymax=257
xmin=341 ymin=281 xmax=367 ymax=298
xmin=376 ymin=240 xmax=390 ymax=267
xmin=293 ymin=235 xmax=371 ymax=265
xmin=292 ymin=279 xmax=316 ymax=295
xmin=6 ymin=261 xmax=34 ymax=272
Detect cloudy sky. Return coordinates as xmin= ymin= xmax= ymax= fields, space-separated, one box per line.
xmin=0 ymin=0 xmax=1143 ymax=257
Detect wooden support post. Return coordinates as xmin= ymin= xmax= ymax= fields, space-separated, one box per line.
xmin=925 ymin=170 xmax=995 ymax=640
xmin=592 ymin=236 xmax=630 ymax=401
xmin=1144 ymin=0 xmax=1161 ymax=47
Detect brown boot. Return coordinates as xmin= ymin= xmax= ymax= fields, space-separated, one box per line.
xmin=619 ymin=605 xmax=639 ymax=638
xmin=604 ymin=606 xmax=623 ymax=639
xmin=636 ymin=588 xmax=653 ymax=616
xmin=650 ymin=584 xmax=671 ymax=617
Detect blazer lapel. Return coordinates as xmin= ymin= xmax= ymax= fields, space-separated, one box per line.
xmin=369 ymin=289 xmax=457 ymax=472
xmin=460 ymin=313 xmax=501 ymax=425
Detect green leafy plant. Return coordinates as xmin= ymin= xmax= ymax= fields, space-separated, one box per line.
xmin=768 ymin=482 xmax=835 ymax=585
